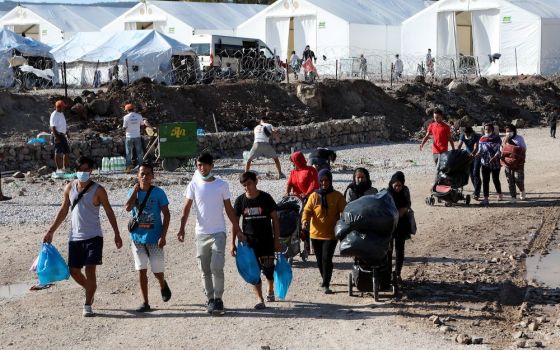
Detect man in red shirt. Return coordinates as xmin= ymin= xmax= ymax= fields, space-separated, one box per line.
xmin=419 ymin=108 xmax=455 ymax=165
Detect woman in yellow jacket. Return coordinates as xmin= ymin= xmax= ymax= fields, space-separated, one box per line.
xmin=302 ymin=169 xmax=346 ymax=294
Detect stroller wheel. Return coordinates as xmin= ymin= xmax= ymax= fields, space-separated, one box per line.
xmin=444 ymin=201 xmax=452 ymax=207
xmin=465 ymin=195 xmax=471 ymax=206
xmin=348 ymin=272 xmax=353 ymax=296
xmin=430 ymin=196 xmax=436 ymax=206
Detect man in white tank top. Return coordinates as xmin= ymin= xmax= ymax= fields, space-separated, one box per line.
xmin=43 ymin=156 xmax=123 ymax=317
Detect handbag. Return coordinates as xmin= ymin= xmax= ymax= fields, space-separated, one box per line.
xmin=128 ymin=186 xmax=153 ymax=233
xmin=408 ymin=208 xmax=417 ymax=235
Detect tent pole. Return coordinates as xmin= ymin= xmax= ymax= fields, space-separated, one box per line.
xmin=125 ymin=58 xmax=130 ymax=85
xmin=514 ymin=48 xmax=518 ymax=76
xmin=380 ymin=62 xmax=382 ymax=82
xmin=390 ymin=62 xmax=393 ymax=88
xmin=476 ymin=56 xmax=481 ymax=77
xmin=286 ymin=59 xmax=289 ymax=84
xmin=335 ymin=59 xmax=338 ymax=80
xmin=63 ymin=61 xmax=67 ymax=99
xmin=451 ymin=59 xmax=456 ymax=79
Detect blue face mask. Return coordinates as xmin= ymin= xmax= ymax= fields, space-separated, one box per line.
xmin=76 ymin=171 xmax=90 ymax=182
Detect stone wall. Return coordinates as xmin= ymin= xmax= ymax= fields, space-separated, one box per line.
xmin=0 ymin=116 xmax=390 ymax=172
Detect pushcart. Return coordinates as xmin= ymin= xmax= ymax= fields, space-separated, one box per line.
xmin=144 ymin=122 xmax=198 ymax=172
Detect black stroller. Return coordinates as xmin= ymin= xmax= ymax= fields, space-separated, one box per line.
xmin=277 ymin=196 xmax=306 ymax=264
xmin=426 ymin=150 xmax=472 ymax=207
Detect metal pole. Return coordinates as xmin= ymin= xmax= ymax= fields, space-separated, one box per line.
xmin=476 ymin=56 xmax=481 ymax=77
xmin=514 ymin=48 xmax=519 ymax=76
xmin=335 ymin=59 xmax=338 ymax=80
xmin=93 ymin=60 xmax=100 ymax=88
xmin=125 ymin=58 xmax=130 ymax=85
xmin=63 ymin=61 xmax=67 ymax=99
xmin=390 ymin=62 xmax=394 ymax=88
xmin=451 ymin=59 xmax=457 ymax=79
xmin=212 ymin=113 xmax=219 ymax=133
xmin=380 ymin=62 xmax=383 ymax=82
xmin=286 ymin=59 xmax=289 ymax=84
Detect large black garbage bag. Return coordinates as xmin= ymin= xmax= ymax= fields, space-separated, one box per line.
xmin=437 ymin=149 xmax=472 ymax=174
xmin=334 ymin=219 xmax=352 ymax=240
xmin=278 ymin=209 xmax=299 ymax=238
xmin=339 ymin=231 xmax=392 ymax=263
xmin=342 ymin=190 xmax=398 ymax=236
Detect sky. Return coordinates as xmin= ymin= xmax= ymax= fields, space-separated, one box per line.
xmin=0 ymin=0 xmax=133 ymax=3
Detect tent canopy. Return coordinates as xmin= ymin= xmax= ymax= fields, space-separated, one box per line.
xmin=0 ymin=27 xmax=52 ymax=57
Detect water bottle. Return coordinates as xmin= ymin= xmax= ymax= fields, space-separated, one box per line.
xmin=119 ymin=156 xmax=125 ymax=172
xmin=101 ymin=157 xmax=107 ymax=173
xmin=109 ymin=157 xmax=115 ymax=173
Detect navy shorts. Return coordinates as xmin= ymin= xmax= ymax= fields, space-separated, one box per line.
xmin=68 ymin=236 xmax=103 ymax=268
xmin=52 ymin=134 xmax=70 ymax=155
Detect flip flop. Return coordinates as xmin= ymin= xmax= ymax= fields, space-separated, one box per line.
xmin=29 ymin=284 xmax=53 ymax=291
xmin=254 ymin=302 xmax=266 ymax=310
xmin=0 ymin=195 xmax=11 ymax=201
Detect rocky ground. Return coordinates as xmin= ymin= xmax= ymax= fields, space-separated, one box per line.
xmin=0 ymin=128 xmax=558 ymax=349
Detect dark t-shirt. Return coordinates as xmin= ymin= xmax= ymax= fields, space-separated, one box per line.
xmin=234 ymin=191 xmax=277 ymax=254
xmin=459 ymin=133 xmax=481 ymax=154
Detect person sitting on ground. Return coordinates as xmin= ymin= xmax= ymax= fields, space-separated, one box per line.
xmin=344 ymin=167 xmax=378 ymax=202
xmin=0 ymin=151 xmax=11 ymax=201
xmin=476 ymin=123 xmax=503 ymax=206
xmin=457 ymin=126 xmax=482 ymax=200
xmin=302 ymin=169 xmax=346 ymax=294
xmin=501 ymin=124 xmax=527 ymax=201
xmin=308 ymin=147 xmax=337 ymax=172
xmin=386 ymin=171 xmax=413 ymax=283
xmin=232 ymin=171 xmax=281 ymax=310
xmin=245 ymin=113 xmax=285 ymax=179
xmin=285 ymin=151 xmax=319 ymax=198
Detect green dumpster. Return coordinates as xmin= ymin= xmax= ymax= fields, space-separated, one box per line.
xmin=157 ymin=122 xmax=198 ymax=171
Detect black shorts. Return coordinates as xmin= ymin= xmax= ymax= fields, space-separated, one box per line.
xmin=68 ymin=236 xmax=103 ymax=268
xmin=52 ymin=134 xmax=70 ymax=155
xmin=247 ymin=236 xmax=275 ymax=281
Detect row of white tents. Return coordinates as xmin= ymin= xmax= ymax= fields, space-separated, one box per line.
xmin=1 ymin=0 xmax=560 ymax=82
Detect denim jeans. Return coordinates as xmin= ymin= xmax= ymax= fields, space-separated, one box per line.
xmin=125 ymin=137 xmax=144 ymax=167
xmin=196 ymin=232 xmax=226 ymax=300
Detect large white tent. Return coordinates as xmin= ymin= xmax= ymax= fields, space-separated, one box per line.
xmin=0 ymin=28 xmax=54 ymax=87
xmin=51 ymin=30 xmax=196 ymax=86
xmin=236 ymin=0 xmax=426 ymax=70
xmin=401 ymin=0 xmax=560 ymax=76
xmin=102 ymin=1 xmax=266 ymax=45
xmin=0 ymin=3 xmax=133 ymax=45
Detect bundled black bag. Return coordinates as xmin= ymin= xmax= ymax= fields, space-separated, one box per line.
xmin=339 ymin=231 xmax=392 ymax=263
xmin=342 ymin=190 xmax=398 ymax=236
xmin=437 ymin=149 xmax=471 ymax=174
xmin=334 ymin=219 xmax=352 ymax=240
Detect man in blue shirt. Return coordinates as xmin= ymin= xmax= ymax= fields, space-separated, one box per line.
xmin=457 ymin=126 xmax=482 ymax=200
xmin=125 ymin=163 xmax=171 ymax=312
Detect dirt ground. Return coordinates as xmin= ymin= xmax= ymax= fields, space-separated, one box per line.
xmin=0 ymin=128 xmax=558 ymax=349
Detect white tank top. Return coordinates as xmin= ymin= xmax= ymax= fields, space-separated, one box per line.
xmin=69 ymin=181 xmax=103 ymax=241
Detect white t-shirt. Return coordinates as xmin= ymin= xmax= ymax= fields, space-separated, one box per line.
xmin=184 ymin=177 xmax=231 ymax=235
xmin=49 ymin=111 xmax=67 ymax=134
xmin=254 ymin=122 xmax=273 ymax=143
xmin=123 ymin=112 xmax=145 ymax=138
xmin=395 ymin=59 xmax=404 ymax=73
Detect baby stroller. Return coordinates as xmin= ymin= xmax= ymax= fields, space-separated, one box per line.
xmin=277 ymin=195 xmax=307 ymax=264
xmin=426 ymin=150 xmax=472 ymax=207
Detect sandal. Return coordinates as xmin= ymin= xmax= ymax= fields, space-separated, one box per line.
xmin=161 ymin=281 xmax=172 ymax=302
xmin=254 ymin=302 xmax=266 ymax=310
xmin=0 ymin=195 xmax=11 ymax=201
xmin=266 ymin=294 xmax=275 ymax=302
xmin=135 ymin=303 xmax=151 ymax=313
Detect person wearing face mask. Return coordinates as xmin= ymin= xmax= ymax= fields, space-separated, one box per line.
xmin=476 ymin=123 xmax=503 ymax=206
xmin=344 ymin=167 xmax=378 ymax=202
xmin=501 ymin=124 xmax=527 ymax=201
xmin=43 ymin=156 xmax=123 ymax=317
xmin=457 ymin=126 xmax=482 ymax=200
xmin=302 ymin=169 xmax=346 ymax=294
xmin=387 ymin=171 xmax=412 ymax=283
xmin=177 ymin=152 xmax=244 ymax=316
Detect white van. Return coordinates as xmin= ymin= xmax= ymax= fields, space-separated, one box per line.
xmin=189 ymin=34 xmax=275 ymax=73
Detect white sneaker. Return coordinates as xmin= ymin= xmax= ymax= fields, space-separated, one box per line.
xmin=520 ymin=192 xmax=526 ymax=200
xmin=83 ymin=304 xmax=94 ymax=317
xmin=55 ymin=169 xmax=64 ymax=174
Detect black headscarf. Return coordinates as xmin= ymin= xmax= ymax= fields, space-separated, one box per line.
xmin=388 ymin=171 xmax=409 ymax=209
xmin=315 ymin=168 xmax=334 ymax=211
xmin=347 ymin=167 xmax=372 ymax=198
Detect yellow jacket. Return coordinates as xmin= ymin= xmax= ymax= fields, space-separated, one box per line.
xmin=302 ymin=191 xmax=346 ymax=240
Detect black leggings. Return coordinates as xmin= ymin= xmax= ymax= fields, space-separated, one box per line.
xmin=388 ymin=237 xmax=406 ymax=277
xmin=481 ymin=166 xmax=502 ymax=198
xmin=311 ymin=239 xmax=337 ymax=288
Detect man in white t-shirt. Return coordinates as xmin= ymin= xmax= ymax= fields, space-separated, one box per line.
xmin=394 ymin=54 xmax=404 ymax=80
xmin=49 ymin=100 xmax=70 ymax=173
xmin=245 ymin=114 xmax=285 ymax=179
xmin=177 ymin=153 xmax=244 ymax=316
xmin=123 ymin=104 xmax=146 ymax=170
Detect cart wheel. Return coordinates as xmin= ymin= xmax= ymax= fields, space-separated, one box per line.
xmin=373 ymin=276 xmax=379 ymax=302
xmin=465 ymin=195 xmax=471 ymax=206
xmin=430 ymin=196 xmax=436 ymax=206
xmin=444 ymin=201 xmax=452 ymax=207
xmin=425 ymin=197 xmax=430 ymax=205
xmin=162 ymin=158 xmax=179 ymax=172
xmin=348 ymin=272 xmax=353 ymax=296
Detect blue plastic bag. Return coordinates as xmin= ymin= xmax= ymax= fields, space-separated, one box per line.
xmin=235 ymin=242 xmax=261 ymax=285
xmin=274 ymin=253 xmax=292 ymax=300
xmin=36 ymin=243 xmax=70 ymax=285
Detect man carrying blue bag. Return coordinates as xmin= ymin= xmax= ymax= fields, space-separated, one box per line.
xmin=232 ymin=171 xmax=281 ymax=310
xmin=43 ymin=156 xmax=123 ymax=317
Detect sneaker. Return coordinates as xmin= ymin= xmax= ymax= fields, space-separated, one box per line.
xmin=206 ymin=298 xmax=215 ymax=314
xmin=82 ymin=304 xmax=95 ymax=317
xmin=135 ymin=303 xmax=151 ymax=313
xmin=254 ymin=302 xmax=266 ymax=310
xmin=497 ymin=193 xmax=504 ymax=201
xmin=323 ymin=287 xmax=334 ymax=295
xmin=212 ymin=298 xmax=225 ymax=316
xmin=480 ymin=199 xmax=489 ymax=207
xmin=520 ymin=192 xmax=527 ymax=200
xmin=278 ymin=172 xmax=286 ymax=180
xmin=161 ymin=281 xmax=172 ymax=302
xmin=0 ymin=195 xmax=11 ymax=201
xmin=55 ymin=169 xmax=64 ymax=174
xmin=266 ymin=294 xmax=275 ymax=302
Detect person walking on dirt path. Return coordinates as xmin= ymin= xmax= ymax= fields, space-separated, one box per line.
xmin=177 ymin=152 xmax=243 ymax=316
xmin=43 ymin=156 xmax=123 ymax=317
xmin=123 ymin=104 xmax=148 ymax=171
xmin=232 ymin=171 xmax=281 ymax=310
xmin=302 ymin=169 xmax=346 ymax=294
xmin=387 ymin=171 xmax=414 ymax=283
xmin=426 ymin=48 xmax=434 ymax=77
xmin=50 ymin=100 xmax=70 ymax=174
xmin=420 ymin=108 xmax=455 ymax=166
xmin=501 ymin=124 xmax=527 ymax=201
xmin=457 ymin=126 xmax=482 ymax=200
xmin=0 ymin=151 xmax=11 ymax=201
xmin=548 ymin=106 xmax=559 ymax=138
xmin=285 ymin=151 xmax=319 ymax=198
xmin=394 ymin=54 xmax=404 ymax=80
xmin=125 ymin=163 xmax=171 ymax=313
xmin=476 ymin=123 xmax=503 ymax=206
xmin=344 ymin=167 xmax=378 ymax=202
xmin=245 ymin=114 xmax=285 ymax=179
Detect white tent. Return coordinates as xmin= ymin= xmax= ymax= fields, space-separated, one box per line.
xmin=102 ymin=1 xmax=266 ymax=45
xmin=0 ymin=28 xmax=54 ymax=87
xmin=51 ymin=30 xmax=196 ymax=86
xmin=0 ymin=3 xmax=133 ymax=45
xmin=236 ymin=0 xmax=426 ymax=75
xmin=401 ymin=0 xmax=560 ymax=76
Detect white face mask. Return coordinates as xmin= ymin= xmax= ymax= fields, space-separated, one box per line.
xmin=76 ymin=171 xmax=90 ymax=182
xmin=505 ymin=132 xmax=513 ymax=138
